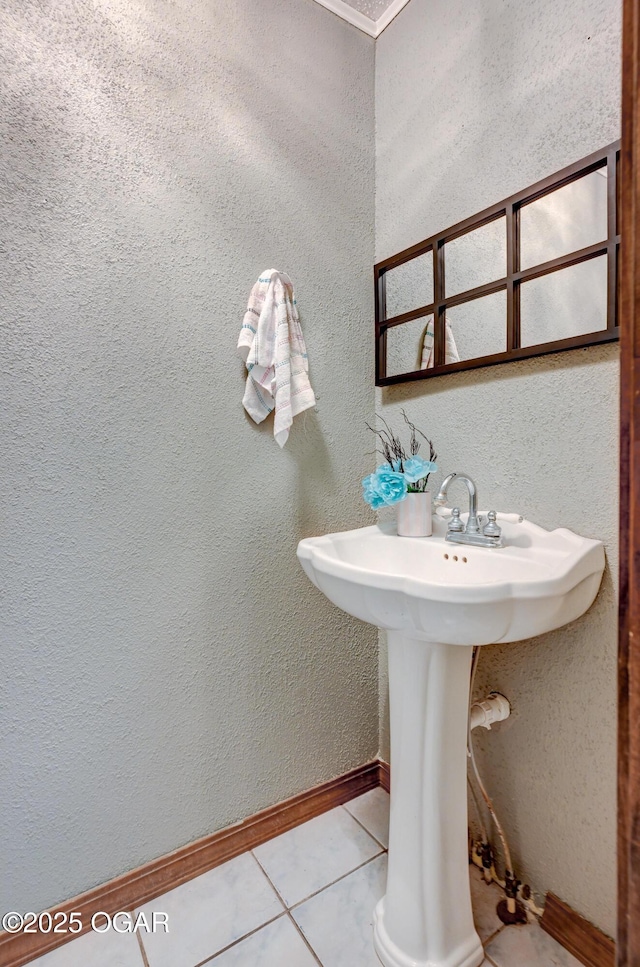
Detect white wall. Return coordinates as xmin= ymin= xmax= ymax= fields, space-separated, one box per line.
xmin=375 ymin=0 xmax=620 ymax=935
xmin=0 ymin=0 xmax=377 ymax=914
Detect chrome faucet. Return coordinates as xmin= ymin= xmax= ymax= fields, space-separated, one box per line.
xmin=434 ymin=472 xmax=504 ymax=548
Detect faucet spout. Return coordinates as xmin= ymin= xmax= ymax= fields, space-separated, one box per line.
xmin=435 ymin=472 xmax=480 ymax=534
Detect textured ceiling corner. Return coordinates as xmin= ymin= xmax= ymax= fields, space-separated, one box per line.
xmin=311 ymin=0 xmax=412 ymax=37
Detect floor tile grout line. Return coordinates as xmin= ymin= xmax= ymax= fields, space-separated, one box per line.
xmin=288 ymin=851 xmax=386 ymax=911
xmin=128 ymin=849 xmax=502 ymax=967
xmin=482 ymin=923 xmax=506 ymax=945
xmin=284 ymin=910 xmax=324 ymax=967
xmin=134 ymin=923 xmax=151 ymax=967
xmin=119 ymin=831 xmax=510 ymax=967
xmin=124 ymin=906 xmax=151 ymax=967
xmin=173 ymin=852 xmax=289 ymax=966
xmin=251 ymin=840 xmax=385 ymax=913
xmin=191 ymin=911 xmax=288 ymax=967
xmin=340 ymin=802 xmax=389 ymax=851
xmin=250 ymin=849 xmax=290 ymax=910
xmin=48 ymin=837 xmax=534 ymax=967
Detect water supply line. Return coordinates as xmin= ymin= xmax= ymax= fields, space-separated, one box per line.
xmin=467 ymin=777 xmax=492 ymax=883
xmin=467 ymin=776 xmax=488 ymax=844
xmin=468 ymin=648 xmax=526 ymax=923
xmin=468 ymin=689 xmax=509 ymax=883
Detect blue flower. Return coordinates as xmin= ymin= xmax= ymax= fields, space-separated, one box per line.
xmin=402 ymin=456 xmax=438 ymax=484
xmin=362 ymin=467 xmax=408 ymax=508
xmin=362 ymin=483 xmax=386 ymax=509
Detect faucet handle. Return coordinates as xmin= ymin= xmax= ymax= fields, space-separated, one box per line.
xmin=483 ymin=510 xmax=502 ymax=538
xmin=448 ymin=508 xmax=465 ymax=533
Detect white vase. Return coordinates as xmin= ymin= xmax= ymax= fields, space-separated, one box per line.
xmin=396 ymin=491 xmax=432 ymax=537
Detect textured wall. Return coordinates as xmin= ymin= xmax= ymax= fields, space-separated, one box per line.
xmin=0 ymin=0 xmax=376 ymax=913
xmin=375 ymin=0 xmax=620 ymax=936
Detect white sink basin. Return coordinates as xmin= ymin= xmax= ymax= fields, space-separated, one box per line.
xmin=297 ymin=515 xmax=604 ymax=646
xmin=297 ymin=514 xmax=605 ymax=967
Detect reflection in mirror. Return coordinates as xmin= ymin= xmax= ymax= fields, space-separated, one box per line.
xmin=445 ymin=290 xmax=507 ymax=360
xmin=385 ymin=253 xmax=434 ymax=318
xmin=520 ymin=256 xmax=608 ymax=347
xmin=445 ymin=217 xmax=506 ymax=297
xmin=386 ymin=315 xmax=461 ymax=376
xmin=386 ymin=316 xmax=433 ymax=377
xmin=520 ymin=169 xmax=608 ymax=269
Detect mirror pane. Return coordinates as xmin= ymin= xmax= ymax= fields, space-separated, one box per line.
xmin=445 ymin=291 xmax=507 ymax=361
xmin=520 ymin=169 xmax=608 ymax=269
xmin=386 ymin=316 xmax=435 ymax=376
xmin=520 ymin=256 xmax=608 ymax=347
xmin=445 ymin=217 xmax=506 ymax=297
xmin=385 ymin=253 xmax=434 ymax=319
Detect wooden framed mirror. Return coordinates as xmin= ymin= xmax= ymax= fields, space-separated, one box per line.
xmin=375 ymin=142 xmax=620 ymax=386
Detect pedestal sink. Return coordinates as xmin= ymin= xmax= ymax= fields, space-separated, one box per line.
xmin=297 ymin=514 xmax=605 ymax=967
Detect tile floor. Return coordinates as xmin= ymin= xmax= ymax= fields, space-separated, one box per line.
xmin=27 ymin=788 xmax=583 ymax=967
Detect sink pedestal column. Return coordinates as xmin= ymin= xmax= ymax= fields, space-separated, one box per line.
xmin=374 ymin=634 xmax=484 ymax=967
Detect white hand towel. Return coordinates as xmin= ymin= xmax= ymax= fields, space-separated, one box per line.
xmin=420 ymin=316 xmax=460 ymax=369
xmin=238 ymin=270 xmax=316 ymax=447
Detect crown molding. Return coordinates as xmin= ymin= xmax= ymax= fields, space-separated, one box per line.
xmin=374 ymin=0 xmax=412 ymax=35
xmin=311 ymin=0 xmax=377 ymax=35
xmin=311 ymin=0 xmax=411 ymax=38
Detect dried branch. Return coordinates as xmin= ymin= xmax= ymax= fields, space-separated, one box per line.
xmin=401 ymin=409 xmax=437 ymax=465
